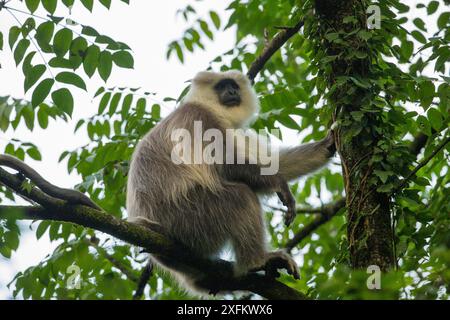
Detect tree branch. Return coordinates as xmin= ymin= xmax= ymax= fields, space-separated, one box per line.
xmin=286 ymin=198 xmax=345 ymax=252
xmin=87 ymin=237 xmax=139 ymax=283
xmin=0 ymin=155 xmax=101 ymax=210
xmin=0 ymin=203 xmax=307 ymax=300
xmin=394 ymin=135 xmax=450 ymax=194
xmin=247 ymin=20 xmax=304 ymax=82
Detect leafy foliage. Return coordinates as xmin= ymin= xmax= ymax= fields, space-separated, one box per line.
xmin=0 ymin=0 xmax=449 ymax=300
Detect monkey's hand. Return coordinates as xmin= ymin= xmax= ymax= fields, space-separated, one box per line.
xmin=276 ymin=179 xmax=296 ymax=227
xmin=324 ymin=127 xmax=336 ymax=156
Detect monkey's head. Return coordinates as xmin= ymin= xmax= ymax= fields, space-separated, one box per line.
xmin=183 ymin=70 xmax=260 ymax=128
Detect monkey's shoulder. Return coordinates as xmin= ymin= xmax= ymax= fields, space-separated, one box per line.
xmin=173 ymin=102 xmax=226 ymax=131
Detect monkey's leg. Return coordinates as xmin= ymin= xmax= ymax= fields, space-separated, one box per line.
xmin=223 ymin=164 xmax=296 ymax=226
xmin=220 ymin=182 xmax=268 ymax=276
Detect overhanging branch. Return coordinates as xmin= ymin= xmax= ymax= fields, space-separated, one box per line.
xmin=0 ymin=204 xmax=307 ymax=300
xmin=394 ymin=135 xmax=450 ymax=194
xmin=286 ymin=198 xmax=346 ymax=252
xmin=247 ymin=19 xmax=304 ymax=82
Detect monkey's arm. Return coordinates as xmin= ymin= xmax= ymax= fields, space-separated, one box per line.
xmin=222 ymin=164 xmax=296 ymax=225
xmin=278 ymin=132 xmax=335 ymax=181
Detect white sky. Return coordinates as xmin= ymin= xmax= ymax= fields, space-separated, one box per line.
xmin=0 ymin=0 xmax=235 ymax=299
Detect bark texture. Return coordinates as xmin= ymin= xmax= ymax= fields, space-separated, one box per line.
xmin=315 ymin=0 xmax=395 ymax=271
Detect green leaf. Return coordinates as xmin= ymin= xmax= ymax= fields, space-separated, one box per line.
xmin=98 ymin=51 xmax=112 ymax=82
xmin=121 ymin=94 xmax=133 ymax=117
xmin=377 ymin=183 xmax=394 ymax=193
xmin=151 ymin=104 xmax=161 ymax=120
xmin=21 ymin=106 xmax=35 ymax=130
xmin=83 ymin=45 xmax=100 ymax=77
xmin=94 ymin=86 xmax=105 ymax=98
xmin=53 ymin=28 xmax=73 ymax=57
xmin=37 ymin=107 xmax=49 ymax=129
xmin=70 ymin=37 xmax=88 ymax=57
xmin=14 ymin=39 xmax=30 ymax=66
xmin=32 ymin=78 xmax=54 ymax=107
xmin=419 ymin=81 xmax=435 ymax=110
xmin=417 ymin=115 xmax=432 ymax=136
xmin=374 ymin=170 xmax=392 ymax=184
xmin=36 ymin=221 xmax=51 ymax=240
xmin=109 ymin=92 xmax=121 ymax=115
xmin=427 ymin=1 xmax=439 ymax=15
xmin=27 ymin=147 xmax=42 ymax=161
xmin=400 ymin=41 xmax=414 ymax=61
xmin=98 ymin=92 xmax=112 ymax=114
xmin=411 ymin=31 xmax=427 ymax=44
xmin=52 ymin=88 xmax=74 ymax=116
xmin=174 ymin=42 xmax=183 ymax=63
xmin=9 ymin=26 xmax=21 ymax=49
xmin=62 ymin=0 xmax=75 ymax=8
xmin=199 ymin=20 xmax=213 ymax=40
xmin=42 ymin=0 xmax=57 ymax=14
xmin=24 ymin=64 xmax=46 ymax=93
xmin=99 ymin=0 xmax=112 ymax=9
xmin=48 ymin=57 xmax=74 ymax=69
xmin=80 ymin=0 xmax=94 ymax=11
xmin=209 ymin=11 xmax=221 ymax=29
xmin=413 ymin=18 xmax=426 ymax=32
xmin=55 ymin=72 xmax=87 ymax=91
xmin=81 ymin=26 xmax=99 ymax=37
xmin=22 ymin=51 xmax=37 ymax=74
xmin=112 ymin=51 xmax=134 ymax=68
xmin=25 ymin=0 xmax=40 ymax=13
xmin=427 ymin=108 xmax=443 ymax=131
xmin=4 ymin=231 xmax=19 ymax=251
xmin=325 ymin=33 xmax=340 ymax=41
xmin=437 ymin=12 xmax=449 ymax=29
xmin=35 ymin=21 xmax=54 ymax=44
xmin=0 ymin=31 xmax=3 ymax=50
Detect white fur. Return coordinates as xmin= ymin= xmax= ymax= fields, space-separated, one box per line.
xmin=182 ymin=70 xmax=260 ymax=129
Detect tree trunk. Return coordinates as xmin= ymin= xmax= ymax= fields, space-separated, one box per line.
xmin=315 ymin=0 xmax=395 ymax=271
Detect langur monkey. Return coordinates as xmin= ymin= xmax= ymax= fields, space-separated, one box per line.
xmin=126 ymin=70 xmax=335 ymax=293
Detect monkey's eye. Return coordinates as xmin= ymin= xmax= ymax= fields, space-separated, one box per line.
xmin=214 ymin=79 xmax=240 ymax=91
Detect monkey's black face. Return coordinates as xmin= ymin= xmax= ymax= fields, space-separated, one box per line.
xmin=214 ymin=78 xmax=241 ymax=107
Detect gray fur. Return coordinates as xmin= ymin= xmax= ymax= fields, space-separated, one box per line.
xmin=126 ymin=70 xmax=334 ymax=293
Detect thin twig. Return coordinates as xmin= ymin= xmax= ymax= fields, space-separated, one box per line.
xmin=247 ymin=20 xmax=304 ymax=82
xmin=285 ymin=198 xmax=345 ymax=252
xmin=393 ymin=135 xmax=450 ymax=194
xmin=5 ymin=5 xmax=96 ymax=45
xmin=5 ymin=8 xmax=56 ymax=83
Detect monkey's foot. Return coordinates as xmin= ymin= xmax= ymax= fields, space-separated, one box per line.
xmin=262 ymin=251 xmax=300 ymax=280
